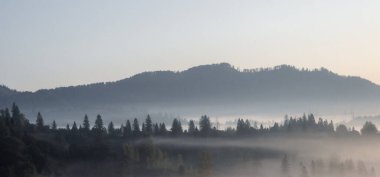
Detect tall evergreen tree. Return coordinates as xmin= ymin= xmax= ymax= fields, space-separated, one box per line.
xmin=171 ymin=118 xmax=183 ymax=136
xmin=71 ymin=122 xmax=78 ymax=131
xmin=83 ymin=114 xmax=90 ymax=131
xmin=159 ymin=123 xmax=167 ymax=136
xmin=11 ymin=103 xmax=21 ymax=119
xmin=124 ymin=120 xmax=132 ymax=137
xmin=94 ymin=114 xmax=104 ymax=130
xmin=141 ymin=123 xmax=146 ymax=136
xmin=153 ymin=123 xmax=159 ymax=135
xmin=199 ymin=115 xmax=211 ymax=136
xmin=145 ymin=115 xmax=153 ymax=136
xmin=94 ymin=114 xmax=105 ymax=138
xmin=188 ymin=120 xmax=196 ymax=135
xmin=36 ymin=112 xmax=44 ymax=131
xmin=108 ymin=122 xmax=115 ymax=136
xmin=51 ymin=120 xmax=57 ymax=130
xmin=132 ymin=118 xmax=140 ymax=137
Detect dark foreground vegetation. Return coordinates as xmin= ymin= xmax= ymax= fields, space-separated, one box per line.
xmin=0 ymin=103 xmax=379 ymax=177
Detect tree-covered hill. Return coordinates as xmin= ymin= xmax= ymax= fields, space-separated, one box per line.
xmin=1 ymin=63 xmax=380 ymax=122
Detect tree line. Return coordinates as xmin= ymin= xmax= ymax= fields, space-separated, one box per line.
xmin=1 ymin=104 xmax=379 ymax=140
xmin=1 ymin=103 xmax=380 ymax=177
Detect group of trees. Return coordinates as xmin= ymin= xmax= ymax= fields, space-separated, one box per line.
xmin=0 ymin=103 xmax=217 ymax=177
xmin=235 ymin=114 xmax=376 ymax=137
xmin=3 ymin=104 xmax=379 ymax=141
xmin=2 ymin=103 xmax=380 ymax=177
xmin=32 ymin=113 xmax=216 ymax=139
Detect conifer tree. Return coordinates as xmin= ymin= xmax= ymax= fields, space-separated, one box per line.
xmin=52 ymin=120 xmax=57 ymax=130
xmin=124 ymin=120 xmax=132 ymax=137
xmin=94 ymin=114 xmax=104 ymax=130
xmin=171 ymin=118 xmax=183 ymax=136
xmin=72 ymin=121 xmax=78 ymax=131
xmin=188 ymin=120 xmax=196 ymax=135
xmin=132 ymin=118 xmax=140 ymax=137
xmin=83 ymin=114 xmax=90 ymax=131
xmin=199 ymin=115 xmax=211 ymax=136
xmin=159 ymin=123 xmax=167 ymax=136
xmin=108 ymin=122 xmax=115 ymax=136
xmin=145 ymin=115 xmax=153 ymax=136
xmin=36 ymin=112 xmax=44 ymax=131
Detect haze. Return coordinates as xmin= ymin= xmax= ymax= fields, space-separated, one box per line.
xmin=1 ymin=0 xmax=380 ymax=91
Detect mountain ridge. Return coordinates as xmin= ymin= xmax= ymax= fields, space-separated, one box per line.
xmin=1 ymin=63 xmax=380 ymax=122
xmin=2 ymin=63 xmax=379 ymax=93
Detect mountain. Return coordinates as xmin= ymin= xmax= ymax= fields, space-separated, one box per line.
xmin=1 ymin=63 xmax=380 ymax=123
xmin=0 ymin=85 xmax=17 ymax=97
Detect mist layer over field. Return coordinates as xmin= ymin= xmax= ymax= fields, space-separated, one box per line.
xmin=148 ymin=136 xmax=379 ymax=177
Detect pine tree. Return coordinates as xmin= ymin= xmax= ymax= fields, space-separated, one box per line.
xmin=11 ymin=103 xmax=21 ymax=119
xmin=141 ymin=123 xmax=146 ymax=136
xmin=94 ymin=114 xmax=104 ymax=130
xmin=199 ymin=115 xmax=211 ymax=137
xmin=145 ymin=115 xmax=153 ymax=136
xmin=108 ymin=122 xmax=115 ymax=136
xmin=188 ymin=120 xmax=196 ymax=135
xmin=72 ymin=121 xmax=78 ymax=131
xmin=83 ymin=114 xmax=90 ymax=131
xmin=133 ymin=118 xmax=140 ymax=137
xmin=153 ymin=123 xmax=159 ymax=136
xmin=159 ymin=123 xmax=167 ymax=136
xmin=94 ymin=114 xmax=105 ymax=138
xmin=124 ymin=120 xmax=132 ymax=137
xmin=171 ymin=118 xmax=183 ymax=136
xmin=52 ymin=120 xmax=57 ymax=130
xmin=36 ymin=112 xmax=44 ymax=131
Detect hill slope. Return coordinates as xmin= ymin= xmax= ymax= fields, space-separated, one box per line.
xmin=1 ymin=63 xmax=380 ymax=122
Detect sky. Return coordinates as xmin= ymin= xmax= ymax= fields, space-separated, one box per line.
xmin=1 ymin=0 xmax=380 ymax=91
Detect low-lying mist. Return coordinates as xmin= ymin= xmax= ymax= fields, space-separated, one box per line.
xmin=150 ymin=136 xmax=379 ymax=177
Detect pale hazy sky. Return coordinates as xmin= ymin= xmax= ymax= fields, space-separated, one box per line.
xmin=1 ymin=0 xmax=380 ymax=91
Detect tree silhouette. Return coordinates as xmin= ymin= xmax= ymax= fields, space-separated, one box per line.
xmin=171 ymin=118 xmax=183 ymax=136
xmin=124 ymin=120 xmax=132 ymax=137
xmin=153 ymin=123 xmax=159 ymax=136
xmin=159 ymin=123 xmax=167 ymax=136
xmin=133 ymin=118 xmax=140 ymax=137
xmin=93 ymin=114 xmax=105 ymax=138
xmin=336 ymin=124 xmax=348 ymax=136
xmin=51 ymin=120 xmax=57 ymax=131
xmin=188 ymin=120 xmax=196 ymax=135
xmin=71 ymin=121 xmax=78 ymax=132
xmin=83 ymin=114 xmax=90 ymax=131
xmin=199 ymin=115 xmax=211 ymax=137
xmin=108 ymin=122 xmax=115 ymax=137
xmin=361 ymin=121 xmax=378 ymax=135
xmin=145 ymin=115 xmax=153 ymax=136
xmin=94 ymin=114 xmax=104 ymax=130
xmin=36 ymin=112 xmax=44 ymax=131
